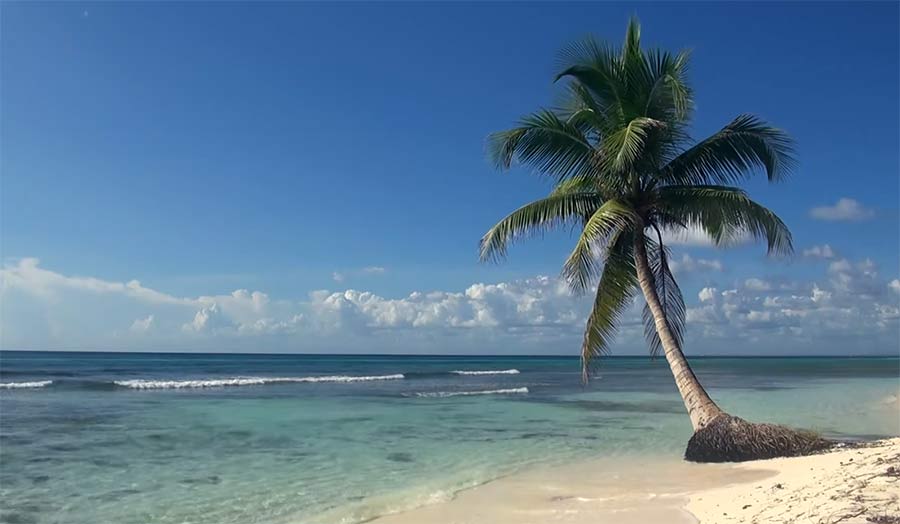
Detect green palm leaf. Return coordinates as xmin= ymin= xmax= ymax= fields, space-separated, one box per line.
xmin=488 ymin=110 xmax=595 ymax=182
xmin=480 ymin=192 xmax=602 ymax=262
xmin=602 ymin=116 xmax=665 ymax=174
xmin=580 ymin=229 xmax=637 ymax=381
xmin=660 ymin=114 xmax=796 ymax=185
xmin=563 ymin=200 xmax=637 ymax=294
xmin=655 ymin=185 xmax=793 ymax=256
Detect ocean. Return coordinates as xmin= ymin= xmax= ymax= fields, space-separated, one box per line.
xmin=0 ymin=351 xmax=897 ymax=524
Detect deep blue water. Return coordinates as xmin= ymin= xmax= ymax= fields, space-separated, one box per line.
xmin=1 ymin=352 xmax=897 ymax=524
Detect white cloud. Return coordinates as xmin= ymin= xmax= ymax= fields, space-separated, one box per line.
xmin=744 ymin=278 xmax=772 ymax=291
xmin=669 ymin=254 xmax=723 ymax=273
xmin=362 ymin=266 xmax=386 ymax=274
xmin=183 ymin=303 xmax=234 ymax=333
xmin=802 ymin=244 xmax=836 ymax=259
xmin=698 ymin=287 xmax=717 ymax=302
xmin=685 ymin=258 xmax=898 ymax=346
xmin=332 ymin=272 xmax=345 ymax=283
xmin=2 ymin=256 xmax=897 ymax=355
xmin=809 ymin=198 xmax=874 ymax=222
xmin=0 ymin=257 xmax=189 ymax=305
xmin=130 ymin=315 xmax=154 ymax=333
xmin=660 ymin=225 xmax=750 ymax=248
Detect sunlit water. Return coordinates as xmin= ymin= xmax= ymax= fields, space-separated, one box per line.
xmin=1 ymin=352 xmax=897 ymax=524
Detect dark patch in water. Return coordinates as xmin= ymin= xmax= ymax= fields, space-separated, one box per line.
xmin=386 ymin=452 xmax=414 ymax=463
xmin=45 ymin=443 xmax=79 ymax=453
xmin=520 ymin=432 xmax=568 ymax=439
xmin=224 ymin=430 xmax=253 ymax=439
xmin=333 ymin=416 xmax=374 ymax=424
xmin=90 ymin=457 xmax=127 ymax=468
xmin=254 ymin=435 xmax=294 ymax=448
xmin=0 ymin=434 xmax=31 ymax=446
xmin=0 ymin=511 xmax=39 ymax=524
xmin=559 ymin=399 xmax=684 ymax=414
xmin=180 ymin=475 xmax=221 ymax=486
xmin=29 ymin=475 xmax=50 ymax=485
xmin=26 ymin=456 xmax=62 ymax=465
xmin=92 ymin=488 xmax=141 ymax=501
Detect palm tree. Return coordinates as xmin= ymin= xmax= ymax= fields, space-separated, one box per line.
xmin=480 ymin=18 xmax=829 ymax=462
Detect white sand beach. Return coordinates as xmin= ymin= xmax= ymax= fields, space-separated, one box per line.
xmin=373 ymin=438 xmax=899 ymax=524
xmin=688 ymin=438 xmax=900 ymax=524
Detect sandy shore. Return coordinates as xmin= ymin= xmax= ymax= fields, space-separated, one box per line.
xmin=371 ymin=438 xmax=899 ymax=524
xmin=688 ymin=438 xmax=900 ymax=524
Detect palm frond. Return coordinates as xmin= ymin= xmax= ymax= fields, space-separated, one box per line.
xmin=563 ymin=199 xmax=637 ymax=294
xmin=655 ymin=185 xmax=793 ymax=256
xmin=488 ymin=110 xmax=595 ymax=182
xmin=660 ymin=114 xmax=796 ymax=185
xmin=554 ymin=37 xmax=624 ymax=116
xmin=480 ymin=193 xmax=602 ymax=262
xmin=602 ymin=116 xmax=665 ymax=174
xmin=642 ymin=49 xmax=693 ymax=121
xmin=580 ymin=229 xmax=637 ymax=382
xmin=640 ymin=234 xmax=685 ymax=358
xmin=550 ymin=176 xmax=598 ymax=196
xmin=621 ymin=16 xmax=642 ymax=67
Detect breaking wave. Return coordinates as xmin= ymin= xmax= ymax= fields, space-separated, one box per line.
xmin=410 ymin=387 xmax=529 ymax=398
xmin=0 ymin=380 xmax=53 ymax=389
xmin=450 ymin=369 xmax=520 ymax=376
xmin=114 ymin=374 xmax=405 ymax=389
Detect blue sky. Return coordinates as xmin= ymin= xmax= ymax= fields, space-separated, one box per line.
xmin=1 ymin=2 xmax=898 ymax=355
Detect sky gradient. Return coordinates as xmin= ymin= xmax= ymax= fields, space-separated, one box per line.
xmin=1 ymin=2 xmax=898 ymax=355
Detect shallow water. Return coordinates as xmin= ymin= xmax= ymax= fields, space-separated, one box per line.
xmin=0 ymin=352 xmax=897 ymax=524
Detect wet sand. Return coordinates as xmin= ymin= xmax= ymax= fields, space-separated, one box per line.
xmin=371 ymin=455 xmax=770 ymax=524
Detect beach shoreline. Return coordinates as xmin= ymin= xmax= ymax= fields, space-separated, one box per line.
xmin=368 ymin=438 xmax=899 ymax=524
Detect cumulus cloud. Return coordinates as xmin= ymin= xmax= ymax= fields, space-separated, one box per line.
xmin=802 ymin=244 xmax=836 ymax=259
xmin=183 ymin=303 xmax=234 ymax=333
xmin=890 ymin=279 xmax=900 ymax=294
xmin=1 ymin=256 xmax=897 ymax=355
xmin=809 ymin=198 xmax=874 ymax=222
xmin=698 ymin=287 xmax=717 ymax=303
xmin=686 ymin=257 xmax=898 ymax=347
xmin=669 ymin=254 xmax=723 ymax=273
xmin=660 ymin=225 xmax=750 ymax=248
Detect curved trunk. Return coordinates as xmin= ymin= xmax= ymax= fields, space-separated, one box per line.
xmin=633 ymin=231 xmax=723 ymax=431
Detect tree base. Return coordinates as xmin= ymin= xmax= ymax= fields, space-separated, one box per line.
xmin=684 ymin=414 xmax=832 ymax=463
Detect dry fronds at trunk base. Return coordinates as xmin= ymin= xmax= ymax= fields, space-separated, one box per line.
xmin=685 ymin=413 xmax=833 ymax=463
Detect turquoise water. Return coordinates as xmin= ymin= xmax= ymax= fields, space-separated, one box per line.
xmin=1 ymin=352 xmax=897 ymax=524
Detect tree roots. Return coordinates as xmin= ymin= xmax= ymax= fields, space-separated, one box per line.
xmin=685 ymin=413 xmax=833 ymax=463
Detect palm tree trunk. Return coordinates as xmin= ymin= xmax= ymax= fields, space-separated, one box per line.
xmin=632 ymin=230 xmax=723 ymax=431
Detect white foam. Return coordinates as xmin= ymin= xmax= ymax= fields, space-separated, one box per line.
xmin=413 ymin=387 xmax=529 ymax=398
xmin=115 ymin=374 xmax=405 ymax=389
xmin=450 ymin=369 xmax=520 ymax=375
xmin=0 ymin=380 xmax=53 ymax=389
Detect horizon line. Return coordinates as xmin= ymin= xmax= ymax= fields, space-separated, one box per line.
xmin=0 ymin=349 xmax=897 ymax=359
